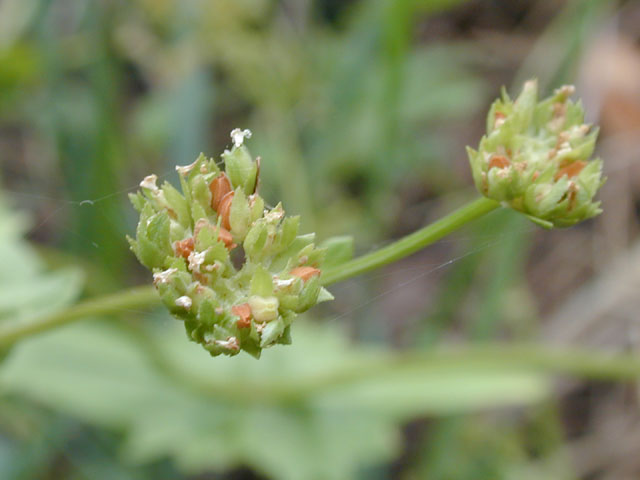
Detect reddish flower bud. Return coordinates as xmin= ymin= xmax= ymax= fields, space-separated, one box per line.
xmin=174 ymin=237 xmax=195 ymax=259
xmin=217 ymin=227 xmax=236 ymax=250
xmin=218 ymin=191 xmax=234 ymax=230
xmin=232 ymin=303 xmax=252 ymax=328
xmin=488 ymin=155 xmax=510 ymax=170
xmin=209 ymin=174 xmax=232 ymax=211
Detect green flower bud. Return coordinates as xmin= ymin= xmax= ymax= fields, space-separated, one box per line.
xmin=248 ymin=295 xmax=279 ymax=322
xmin=250 ymin=266 xmax=274 ymax=297
xmin=468 ymin=79 xmax=605 ymax=228
xmin=222 ymin=129 xmax=258 ymax=194
xmin=243 ymin=222 xmax=269 ymax=261
xmin=128 ymin=129 xmax=331 ymax=358
xmin=126 ymin=202 xmax=173 ymax=270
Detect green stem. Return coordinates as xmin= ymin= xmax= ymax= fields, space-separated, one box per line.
xmin=0 ymin=197 xmax=499 ymax=347
xmin=0 ymin=285 xmax=158 ymax=349
xmin=290 ymin=345 xmax=640 ymax=398
xmin=320 ymin=196 xmax=500 ymax=285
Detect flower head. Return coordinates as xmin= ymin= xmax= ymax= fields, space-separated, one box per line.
xmin=467 ymin=79 xmax=605 ymax=227
xmin=127 ymin=130 xmax=332 ymax=357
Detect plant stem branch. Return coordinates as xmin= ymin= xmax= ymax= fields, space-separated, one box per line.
xmin=320 ymin=197 xmax=500 ymax=285
xmin=0 ymin=197 xmax=499 ymax=347
xmin=0 ymin=285 xmax=158 ymax=349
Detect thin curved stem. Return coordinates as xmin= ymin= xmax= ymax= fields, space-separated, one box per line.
xmin=0 ymin=285 xmax=158 ymax=349
xmin=320 ymin=197 xmax=500 ymax=285
xmin=0 ymin=197 xmax=500 ymax=347
xmin=2 ymin=214 xmax=640 ymax=388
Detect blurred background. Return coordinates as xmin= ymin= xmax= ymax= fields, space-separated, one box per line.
xmin=0 ymin=0 xmax=640 ymax=478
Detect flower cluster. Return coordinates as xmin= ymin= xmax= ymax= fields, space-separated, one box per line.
xmin=128 ymin=129 xmax=332 ymax=357
xmin=467 ymin=79 xmax=604 ymax=227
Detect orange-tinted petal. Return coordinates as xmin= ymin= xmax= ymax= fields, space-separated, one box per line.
xmin=218 ymin=191 xmax=234 ymax=230
xmin=174 ymin=237 xmax=195 ymax=259
xmin=209 ymin=174 xmax=232 ymax=211
xmin=232 ymin=303 xmax=252 ymax=328
xmin=217 ymin=227 xmax=236 ymax=250
xmin=488 ymin=155 xmax=510 ymax=169
xmin=290 ymin=266 xmax=321 ymax=282
xmin=554 ymin=161 xmax=586 ymax=181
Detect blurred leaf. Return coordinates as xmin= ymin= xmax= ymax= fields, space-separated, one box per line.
xmin=0 ymin=268 xmax=82 ymax=320
xmin=313 ymin=364 xmax=547 ymax=419
xmin=407 ymin=417 xmax=525 ymax=480
xmin=0 ymin=43 xmax=39 ymax=107
xmin=513 ymin=0 xmax=615 ymax=90
xmin=0 ymin=0 xmax=39 ymax=45
xmin=402 ymin=46 xmax=487 ymax=123
xmin=0 ymin=321 xmax=395 ymax=479
xmin=0 ymin=196 xmax=83 ymax=327
xmin=1 ymin=317 xmax=548 ymax=480
xmin=471 ymin=213 xmax=533 ymax=340
xmin=321 ymin=235 xmax=355 ymax=268
xmin=167 ymin=67 xmax=214 ymax=165
xmin=411 ymin=0 xmax=469 ymax=13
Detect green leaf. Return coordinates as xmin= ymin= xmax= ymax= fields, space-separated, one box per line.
xmin=0 ymin=268 xmax=83 ymax=320
xmin=0 ymin=318 xmax=549 ymax=480
xmin=312 ymin=365 xmax=547 ymax=419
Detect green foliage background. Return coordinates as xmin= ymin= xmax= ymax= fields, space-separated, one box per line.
xmin=0 ymin=0 xmax=628 ymax=479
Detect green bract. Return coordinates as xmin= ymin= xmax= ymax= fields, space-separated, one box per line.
xmin=127 ymin=129 xmax=332 ymax=357
xmin=467 ymin=79 xmax=605 ymax=228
